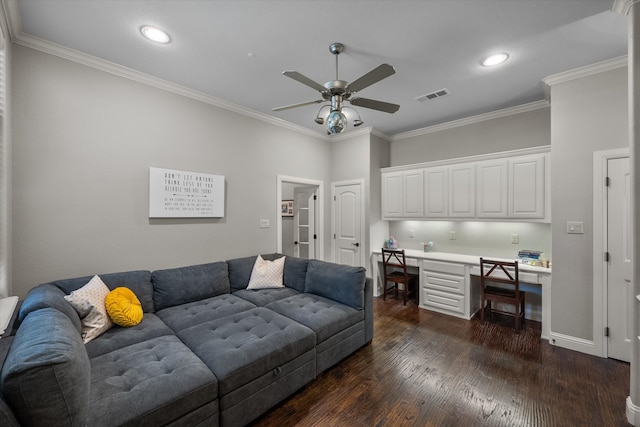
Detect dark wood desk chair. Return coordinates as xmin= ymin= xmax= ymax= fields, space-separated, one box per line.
xmin=480 ymin=258 xmax=526 ymax=332
xmin=381 ymin=248 xmax=419 ymax=305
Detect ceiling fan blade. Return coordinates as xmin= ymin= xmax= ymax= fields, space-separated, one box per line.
xmin=350 ymin=97 xmax=400 ymax=114
xmin=282 ymin=71 xmax=327 ymax=93
xmin=347 ymin=63 xmax=396 ymax=93
xmin=272 ymin=99 xmax=325 ymax=112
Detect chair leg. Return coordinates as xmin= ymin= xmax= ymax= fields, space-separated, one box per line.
xmin=402 ymin=283 xmax=407 ymax=305
xmin=480 ymin=300 xmax=485 ymax=322
xmin=382 ymin=281 xmax=387 ymax=301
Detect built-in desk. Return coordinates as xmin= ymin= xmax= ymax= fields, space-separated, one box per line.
xmin=370 ymin=250 xmax=552 ymax=339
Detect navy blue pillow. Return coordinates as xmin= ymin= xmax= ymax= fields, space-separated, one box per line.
xmin=304 ymin=260 xmax=365 ymax=310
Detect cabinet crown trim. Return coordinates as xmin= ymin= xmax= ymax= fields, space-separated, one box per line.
xmin=382 ymin=146 xmax=550 ymax=173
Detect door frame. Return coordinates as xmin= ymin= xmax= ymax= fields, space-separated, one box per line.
xmin=331 ymin=179 xmax=366 ymax=267
xmin=276 ymin=175 xmax=324 ymax=260
xmin=593 ymin=147 xmax=630 ymax=358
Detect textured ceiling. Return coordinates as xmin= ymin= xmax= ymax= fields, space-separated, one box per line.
xmin=8 ymin=0 xmax=628 ymax=137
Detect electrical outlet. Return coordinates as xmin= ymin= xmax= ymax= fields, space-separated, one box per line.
xmin=511 ymin=234 xmax=519 ymax=244
xmin=409 ymin=229 xmax=415 ymax=238
xmin=259 ymin=219 xmax=270 ymax=228
xmin=449 ymin=231 xmax=456 ymax=240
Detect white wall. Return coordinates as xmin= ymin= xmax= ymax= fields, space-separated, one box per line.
xmin=549 ymin=66 xmax=628 ymax=341
xmin=11 ymin=45 xmax=330 ymax=298
xmin=391 ymin=107 xmax=550 ymax=166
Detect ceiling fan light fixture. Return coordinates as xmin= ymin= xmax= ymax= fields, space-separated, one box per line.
xmin=327 ymin=110 xmax=347 ymax=134
xmin=481 ymin=52 xmax=509 ymax=67
xmin=140 ymin=25 xmax=171 ymax=44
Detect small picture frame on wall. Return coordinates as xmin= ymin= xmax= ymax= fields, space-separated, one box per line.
xmin=281 ymin=200 xmax=294 ymax=217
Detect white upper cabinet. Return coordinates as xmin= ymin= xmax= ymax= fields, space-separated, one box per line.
xmin=380 ymin=147 xmax=550 ymax=222
xmin=508 ymin=154 xmax=546 ymax=219
xmin=476 ymin=159 xmax=508 ymax=218
xmin=424 ymin=166 xmax=448 ymax=217
xmin=381 ymin=171 xmax=403 ymax=218
xmin=381 ymin=169 xmax=424 ymax=219
xmin=449 ymin=163 xmax=475 ymax=218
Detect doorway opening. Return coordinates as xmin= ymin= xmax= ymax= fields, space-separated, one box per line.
xmin=276 ymin=175 xmax=324 ymax=260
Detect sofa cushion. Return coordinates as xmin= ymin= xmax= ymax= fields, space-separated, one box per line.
xmin=64 ymin=275 xmax=114 ymax=344
xmin=48 ymin=270 xmax=155 ymax=314
xmin=1 ymin=308 xmax=90 ymax=427
xmin=85 ymin=313 xmax=174 ymax=359
xmin=156 ymin=294 xmax=256 ymax=333
xmin=18 ymin=284 xmax=82 ymax=332
xmin=246 ymin=255 xmax=285 ymax=289
xmin=177 ymin=307 xmax=315 ymax=396
xmin=266 ymin=293 xmax=363 ymax=343
xmin=228 ymin=254 xmax=308 ymax=293
xmin=304 ymin=260 xmax=366 ymax=310
xmin=227 ymin=255 xmax=260 ymax=292
xmin=88 ymin=335 xmax=218 ymax=427
xmin=152 ymin=261 xmax=229 ymax=311
xmin=233 ymin=287 xmax=300 ymax=307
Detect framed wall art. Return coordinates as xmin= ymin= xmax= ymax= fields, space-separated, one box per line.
xmin=281 ymin=200 xmax=294 ymax=217
xmin=149 ymin=167 xmax=225 ymax=218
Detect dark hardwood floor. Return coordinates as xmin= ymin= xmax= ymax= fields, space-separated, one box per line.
xmin=251 ymin=297 xmax=631 ymax=426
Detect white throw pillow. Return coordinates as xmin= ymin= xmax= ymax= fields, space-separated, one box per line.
xmin=246 ymin=255 xmax=285 ymax=290
xmin=64 ymin=275 xmax=114 ymax=343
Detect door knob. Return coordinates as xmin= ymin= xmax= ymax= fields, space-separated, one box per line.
xmin=351 ymin=242 xmax=360 ymax=247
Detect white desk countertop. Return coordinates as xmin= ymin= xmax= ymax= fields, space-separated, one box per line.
xmin=371 ymin=249 xmax=551 ymax=275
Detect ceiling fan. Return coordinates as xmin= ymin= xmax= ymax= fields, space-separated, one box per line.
xmin=273 ymin=42 xmax=400 ymax=134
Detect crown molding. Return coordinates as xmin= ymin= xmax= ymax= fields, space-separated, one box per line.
xmin=613 ymin=0 xmax=640 ymax=15
xmin=2 ymin=0 xmax=331 ymax=142
xmin=390 ymin=100 xmax=549 ymax=142
xmin=542 ymin=56 xmax=628 ymax=90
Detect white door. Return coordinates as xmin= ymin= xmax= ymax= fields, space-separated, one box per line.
xmin=607 ymin=156 xmax=632 ymax=362
xmin=333 ymin=182 xmax=363 ymax=267
xmin=293 ymin=186 xmax=316 ymax=259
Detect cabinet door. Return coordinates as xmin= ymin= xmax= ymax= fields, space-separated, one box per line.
xmin=381 ymin=172 xmax=403 ymax=218
xmin=509 ymin=154 xmax=545 ymax=219
xmin=449 ymin=163 xmax=475 ymax=218
xmin=403 ymin=169 xmax=424 ymax=217
xmin=424 ymin=166 xmax=448 ymax=217
xmin=476 ymin=159 xmax=508 ymax=218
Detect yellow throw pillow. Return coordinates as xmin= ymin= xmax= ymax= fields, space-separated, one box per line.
xmin=105 ymin=287 xmax=143 ymax=327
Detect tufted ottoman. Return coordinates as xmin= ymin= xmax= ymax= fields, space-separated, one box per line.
xmin=177 ymin=307 xmax=316 ymax=427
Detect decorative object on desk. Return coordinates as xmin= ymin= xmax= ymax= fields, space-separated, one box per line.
xmin=517 ymin=249 xmax=547 ymax=267
xmin=281 ymin=200 xmax=294 ymax=217
xmin=421 ymin=241 xmax=434 ymax=252
xmin=381 ymin=248 xmax=418 ymax=305
xmin=386 ymin=236 xmax=397 ymax=249
xmin=479 ymin=257 xmax=526 ymax=332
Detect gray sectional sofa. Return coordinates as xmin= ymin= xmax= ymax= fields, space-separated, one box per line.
xmin=0 ymin=254 xmax=373 ymax=426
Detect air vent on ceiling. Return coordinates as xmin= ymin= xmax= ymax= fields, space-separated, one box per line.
xmin=415 ymin=88 xmax=450 ymax=103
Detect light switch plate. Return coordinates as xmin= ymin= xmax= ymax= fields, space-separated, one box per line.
xmin=449 ymin=231 xmax=456 ymax=240
xmin=259 ymin=219 xmax=270 ymax=228
xmin=511 ymin=234 xmax=519 ymax=244
xmin=566 ymin=221 xmax=584 ymax=234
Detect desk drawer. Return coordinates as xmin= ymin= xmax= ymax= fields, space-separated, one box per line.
xmin=422 ymin=260 xmax=465 ymax=276
xmin=423 ymin=271 xmax=465 ymax=295
xmin=421 ymin=288 xmax=465 ymax=315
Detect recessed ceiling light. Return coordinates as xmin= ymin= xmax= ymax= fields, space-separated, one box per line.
xmin=140 ymin=26 xmax=171 ymax=44
xmin=481 ymin=52 xmax=509 ymax=67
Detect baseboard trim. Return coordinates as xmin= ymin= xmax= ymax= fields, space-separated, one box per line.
xmin=627 ymin=396 xmax=640 ymax=426
xmin=548 ymin=331 xmax=600 ymax=356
